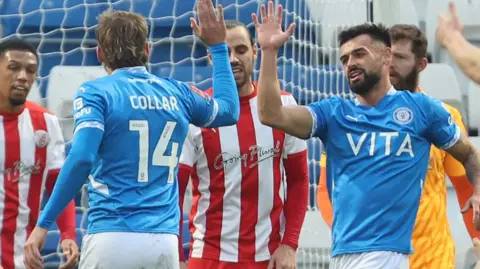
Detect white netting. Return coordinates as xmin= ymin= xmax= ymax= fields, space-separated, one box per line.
xmin=0 ymin=0 xmax=372 ymax=268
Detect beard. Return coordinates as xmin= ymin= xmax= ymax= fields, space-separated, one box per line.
xmin=391 ymin=67 xmax=418 ymax=92
xmin=348 ymin=68 xmax=381 ymax=95
xmin=9 ymin=96 xmax=26 ymax=106
xmin=231 ymin=63 xmax=252 ymax=90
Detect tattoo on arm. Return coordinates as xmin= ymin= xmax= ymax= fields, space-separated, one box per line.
xmin=449 ymin=137 xmax=480 ymax=189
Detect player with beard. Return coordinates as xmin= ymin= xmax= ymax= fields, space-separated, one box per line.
xmin=253 ymin=2 xmax=480 ymax=268
xmin=0 ymin=39 xmax=79 ymax=269
xmin=177 ymin=20 xmax=309 ymax=269
xmin=317 ymin=24 xmax=479 ymax=269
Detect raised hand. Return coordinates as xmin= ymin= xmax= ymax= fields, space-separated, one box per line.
xmin=436 ymin=2 xmax=464 ymax=47
xmin=191 ymin=0 xmax=226 ymax=46
xmin=252 ymin=0 xmax=295 ymax=51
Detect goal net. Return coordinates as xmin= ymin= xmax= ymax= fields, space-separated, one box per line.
xmin=0 ymin=0 xmax=370 ymax=268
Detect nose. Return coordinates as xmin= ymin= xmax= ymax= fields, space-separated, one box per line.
xmin=17 ymin=69 xmax=28 ymax=82
xmin=229 ymin=53 xmax=238 ymax=63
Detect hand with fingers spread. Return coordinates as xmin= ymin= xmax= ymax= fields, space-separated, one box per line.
xmin=23 ymin=226 xmax=48 ymax=269
xmin=191 ymin=0 xmax=227 ymax=46
xmin=436 ymin=1 xmax=464 ymax=47
xmin=252 ymin=0 xmax=295 ymax=51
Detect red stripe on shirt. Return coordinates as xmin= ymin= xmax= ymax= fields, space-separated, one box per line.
xmin=238 ymin=100 xmax=258 ymax=260
xmin=200 ymin=128 xmax=225 ymax=260
xmin=1 ymin=117 xmax=20 ymax=269
xmin=268 ymin=129 xmax=286 ymax=253
xmin=26 ymin=111 xmax=48 ymax=238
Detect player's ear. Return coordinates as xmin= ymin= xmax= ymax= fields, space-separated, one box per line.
xmin=145 ymin=42 xmax=151 ymax=58
xmin=418 ymin=57 xmax=428 ymax=72
xmin=383 ymin=47 xmax=392 ymax=66
xmin=96 ymin=46 xmax=104 ymax=63
xmin=252 ymin=43 xmax=258 ymax=61
xmin=207 ymin=49 xmax=213 ymax=65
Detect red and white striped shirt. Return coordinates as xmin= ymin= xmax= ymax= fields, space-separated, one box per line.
xmin=0 ymin=101 xmax=76 ymax=269
xmin=178 ymin=85 xmax=308 ymax=263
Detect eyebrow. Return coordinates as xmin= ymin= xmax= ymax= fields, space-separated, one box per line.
xmin=340 ymin=47 xmax=366 ymax=61
xmin=8 ymin=60 xmax=37 ymax=66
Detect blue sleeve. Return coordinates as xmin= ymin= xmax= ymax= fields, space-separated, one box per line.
xmin=72 ymin=84 xmax=106 ymax=134
xmin=181 ymin=43 xmax=240 ymax=128
xmin=37 ymin=127 xmax=102 ymax=229
xmin=306 ymin=99 xmax=335 ymax=140
xmin=423 ymin=95 xmax=461 ymax=149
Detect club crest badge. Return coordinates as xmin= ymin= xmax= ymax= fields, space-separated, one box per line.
xmin=393 ymin=107 xmax=413 ymax=125
xmin=34 ymin=130 xmax=50 ymax=148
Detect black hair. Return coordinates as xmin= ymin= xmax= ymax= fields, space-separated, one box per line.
xmin=338 ymin=23 xmax=391 ymax=48
xmin=0 ymin=39 xmax=38 ymax=60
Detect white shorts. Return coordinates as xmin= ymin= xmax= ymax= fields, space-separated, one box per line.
xmin=329 ymin=251 xmax=409 ymax=269
xmin=79 ymin=232 xmax=179 ymax=269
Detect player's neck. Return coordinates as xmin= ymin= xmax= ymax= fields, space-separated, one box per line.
xmin=238 ymin=80 xmax=254 ymax=97
xmin=357 ymin=77 xmax=392 ymax=106
xmin=0 ymin=102 xmax=23 ymax=114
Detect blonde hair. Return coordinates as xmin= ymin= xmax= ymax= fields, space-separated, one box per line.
xmin=96 ymin=10 xmax=149 ymax=69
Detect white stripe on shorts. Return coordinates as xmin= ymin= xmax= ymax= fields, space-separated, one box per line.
xmin=329 ymin=251 xmax=409 ymax=269
xmin=79 ymin=232 xmax=179 ymax=269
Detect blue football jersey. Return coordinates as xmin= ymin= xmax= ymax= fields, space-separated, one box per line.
xmin=307 ymin=88 xmax=461 ymax=257
xmin=72 ymin=66 xmax=219 ymax=235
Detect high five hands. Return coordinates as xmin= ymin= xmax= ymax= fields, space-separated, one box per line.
xmin=252 ymin=0 xmax=296 ymax=52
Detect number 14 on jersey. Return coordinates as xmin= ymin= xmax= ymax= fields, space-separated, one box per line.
xmin=129 ymin=120 xmax=179 ymax=184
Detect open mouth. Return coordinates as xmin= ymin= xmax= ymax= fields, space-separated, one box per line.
xmin=349 ymin=70 xmax=363 ymax=81
xmin=232 ymin=66 xmax=242 ymax=74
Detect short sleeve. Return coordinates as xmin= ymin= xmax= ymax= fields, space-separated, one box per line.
xmin=45 ymin=113 xmax=65 ymax=171
xmin=306 ymin=98 xmax=336 ymax=139
xmin=443 ymin=105 xmax=468 ymax=176
xmin=179 ymin=125 xmax=199 ymax=167
xmin=172 ymin=79 xmax=218 ymax=128
xmin=423 ymin=96 xmax=461 ymax=150
xmin=72 ymin=84 xmax=106 ymax=134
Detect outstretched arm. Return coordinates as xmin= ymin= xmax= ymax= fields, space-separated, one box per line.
xmin=187 ymin=0 xmax=239 ymax=128
xmin=443 ymin=107 xmax=480 ymax=238
xmin=253 ymin=1 xmax=314 ymax=139
xmin=423 ymin=95 xmax=480 ymax=229
xmin=436 ymin=2 xmax=480 ymax=84
xmin=441 ymin=32 xmax=480 ymax=84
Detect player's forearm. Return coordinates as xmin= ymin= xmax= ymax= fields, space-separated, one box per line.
xmin=282 ymin=151 xmax=309 ymax=249
xmin=462 ymin=147 xmax=480 ymax=192
xmin=56 ymin=200 xmax=77 ymax=241
xmin=443 ymin=31 xmax=480 ymax=84
xmin=209 ymin=43 xmax=240 ymax=127
xmin=45 ymin=169 xmax=77 ymax=240
xmin=449 ymin=173 xmax=479 ymax=238
xmin=37 ymin=128 xmax=101 ymax=229
xmin=257 ymin=49 xmax=284 ymax=127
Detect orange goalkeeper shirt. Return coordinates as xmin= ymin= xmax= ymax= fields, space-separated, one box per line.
xmin=317 ymin=92 xmax=479 ymax=269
